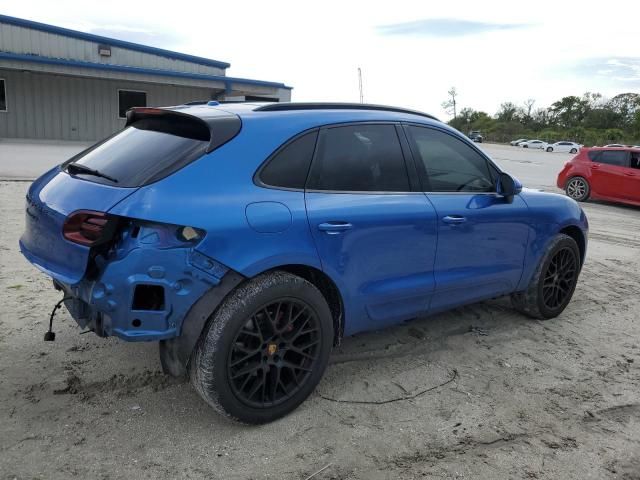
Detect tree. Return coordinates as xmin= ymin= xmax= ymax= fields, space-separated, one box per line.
xmin=549 ymin=96 xmax=590 ymax=128
xmin=523 ymin=98 xmax=536 ymax=119
xmin=445 ymin=90 xmax=640 ymax=145
xmin=496 ymin=102 xmax=520 ymax=123
xmin=441 ymin=87 xmax=458 ymax=118
xmin=607 ymin=93 xmax=640 ymax=127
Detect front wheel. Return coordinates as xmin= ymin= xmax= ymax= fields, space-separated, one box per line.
xmin=565 ymin=176 xmax=590 ymax=202
xmin=570 ymin=148 xmax=578 ymax=154
xmin=523 ymin=145 xmax=529 ymax=148
xmin=511 ymin=234 xmax=581 ymax=319
xmin=189 ymin=271 xmax=333 ymax=424
xmin=546 ymin=147 xmax=553 ymax=152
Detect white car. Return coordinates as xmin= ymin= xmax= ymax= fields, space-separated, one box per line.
xmin=519 ymin=139 xmax=547 ymax=149
xmin=545 ymin=141 xmax=582 ymax=154
xmin=510 ymin=138 xmax=527 ymax=146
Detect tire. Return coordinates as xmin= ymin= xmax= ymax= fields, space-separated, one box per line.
xmin=570 ymin=148 xmax=577 ymax=154
xmin=546 ymin=147 xmax=553 ymax=152
xmin=189 ymin=271 xmax=333 ymax=424
xmin=523 ymin=145 xmax=529 ymax=148
xmin=511 ymin=234 xmax=581 ymax=320
xmin=565 ymin=176 xmax=590 ymax=202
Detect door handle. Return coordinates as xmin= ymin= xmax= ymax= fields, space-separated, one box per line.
xmin=624 ymin=172 xmax=637 ymax=176
xmin=591 ymin=164 xmax=600 ymax=169
xmin=442 ymin=215 xmax=467 ymax=225
xmin=318 ymin=222 xmax=353 ymax=233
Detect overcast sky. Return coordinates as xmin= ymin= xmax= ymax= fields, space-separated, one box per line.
xmin=4 ymin=0 xmax=640 ymax=118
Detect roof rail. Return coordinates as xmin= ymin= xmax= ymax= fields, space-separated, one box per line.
xmin=254 ymin=102 xmax=439 ymax=121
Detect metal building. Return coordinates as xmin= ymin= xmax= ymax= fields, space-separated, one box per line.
xmin=0 ymin=14 xmax=292 ymax=141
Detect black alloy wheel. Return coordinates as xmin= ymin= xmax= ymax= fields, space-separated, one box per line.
xmin=511 ymin=233 xmax=582 ymax=320
xmin=189 ymin=271 xmax=333 ymax=423
xmin=541 ymin=247 xmax=578 ymax=310
xmin=228 ymin=299 xmax=320 ymax=408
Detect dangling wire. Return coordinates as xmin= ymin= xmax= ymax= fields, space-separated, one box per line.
xmin=44 ymin=297 xmax=70 ymax=342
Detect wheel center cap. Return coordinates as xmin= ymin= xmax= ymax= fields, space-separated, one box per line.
xmin=267 ymin=343 xmax=278 ymax=356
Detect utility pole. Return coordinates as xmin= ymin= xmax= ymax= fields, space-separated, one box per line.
xmin=358 ymin=67 xmax=364 ymax=104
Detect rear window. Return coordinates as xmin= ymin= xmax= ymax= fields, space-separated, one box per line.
xmin=64 ymin=125 xmax=207 ymax=187
xmin=62 ymin=111 xmax=242 ymax=187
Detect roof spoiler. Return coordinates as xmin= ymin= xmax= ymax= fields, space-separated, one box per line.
xmin=125 ymin=107 xmax=241 ymax=153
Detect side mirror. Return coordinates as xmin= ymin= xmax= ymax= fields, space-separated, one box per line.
xmin=497 ymin=173 xmax=522 ymax=201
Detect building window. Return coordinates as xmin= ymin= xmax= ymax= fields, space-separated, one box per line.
xmin=118 ymin=90 xmax=147 ymax=118
xmin=0 ymin=79 xmax=6 ymax=112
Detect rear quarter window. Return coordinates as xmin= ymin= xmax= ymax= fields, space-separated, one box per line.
xmin=257 ymin=130 xmax=318 ymax=189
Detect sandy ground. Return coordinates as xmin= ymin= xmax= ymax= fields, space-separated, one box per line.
xmin=1 ymin=144 xmax=639 ymax=479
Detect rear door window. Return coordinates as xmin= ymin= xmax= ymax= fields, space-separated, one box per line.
xmin=307 ymin=124 xmax=410 ymax=192
xmin=591 ymin=150 xmax=630 ymax=167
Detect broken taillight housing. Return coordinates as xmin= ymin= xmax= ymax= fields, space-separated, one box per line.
xmin=62 ymin=210 xmax=118 ymax=247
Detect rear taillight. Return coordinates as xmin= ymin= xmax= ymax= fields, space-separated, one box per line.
xmin=63 ymin=210 xmax=117 ymax=246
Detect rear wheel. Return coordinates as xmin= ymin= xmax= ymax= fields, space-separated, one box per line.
xmin=546 ymin=147 xmax=553 ymax=152
xmin=565 ymin=176 xmax=590 ymax=201
xmin=189 ymin=271 xmax=333 ymax=424
xmin=511 ymin=234 xmax=581 ymax=319
xmin=523 ymin=145 xmax=529 ymax=148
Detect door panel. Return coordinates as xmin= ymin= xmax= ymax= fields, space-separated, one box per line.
xmin=306 ymin=193 xmax=438 ymax=334
xmin=620 ymin=166 xmax=640 ymax=201
xmin=590 ymin=163 xmax=628 ymax=198
xmin=402 ymin=123 xmax=529 ymax=313
xmin=589 ymin=151 xmax=630 ymax=198
xmin=426 ymin=193 xmax=530 ymax=312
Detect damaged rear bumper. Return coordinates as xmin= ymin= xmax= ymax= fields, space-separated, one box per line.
xmin=57 ymin=225 xmax=235 ymax=342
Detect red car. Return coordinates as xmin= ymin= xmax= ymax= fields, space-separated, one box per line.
xmin=557 ymin=147 xmax=640 ymax=207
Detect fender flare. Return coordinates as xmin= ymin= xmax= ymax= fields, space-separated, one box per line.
xmin=159 ymin=270 xmax=245 ymax=377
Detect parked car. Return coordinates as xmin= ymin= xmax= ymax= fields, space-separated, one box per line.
xmin=519 ymin=139 xmax=547 ymax=149
xmin=468 ymin=130 xmax=483 ymax=143
xmin=20 ymin=102 xmax=588 ymax=423
xmin=557 ymin=146 xmax=640 ymax=206
xmin=510 ymin=138 xmax=528 ymax=146
xmin=546 ymin=142 xmax=582 ymax=154
xmin=603 ymin=144 xmax=626 ymax=148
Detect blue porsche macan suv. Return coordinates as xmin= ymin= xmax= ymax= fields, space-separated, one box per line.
xmin=20 ymin=102 xmax=588 ymax=423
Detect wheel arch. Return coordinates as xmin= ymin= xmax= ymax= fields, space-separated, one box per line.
xmin=559 ymin=225 xmax=586 ymax=266
xmin=267 ymin=264 xmax=345 ymax=347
